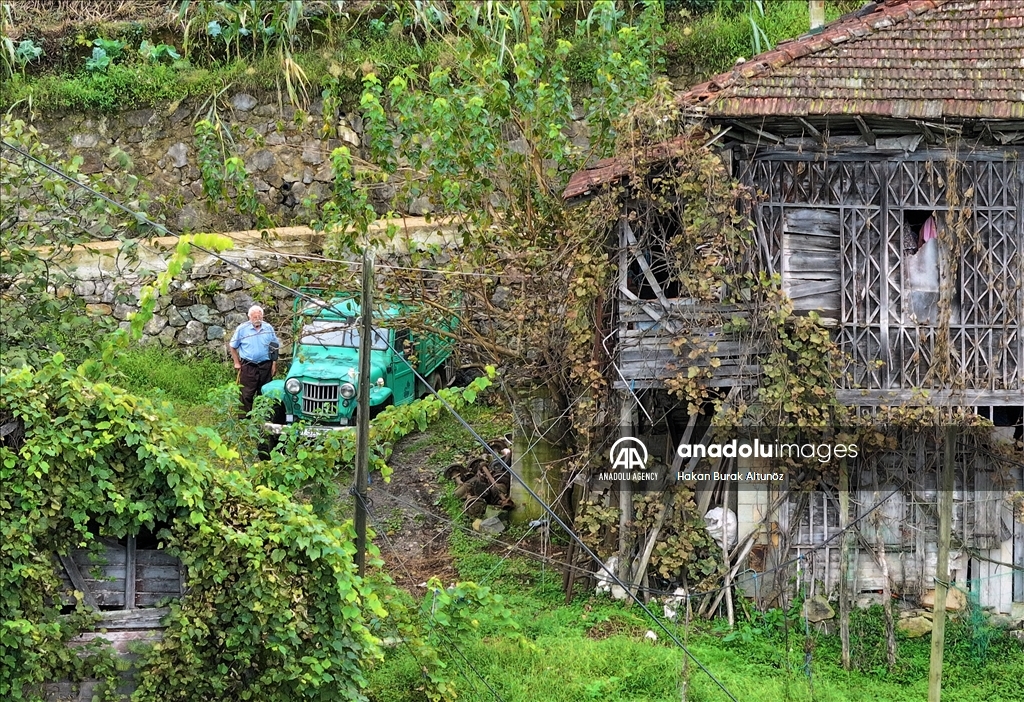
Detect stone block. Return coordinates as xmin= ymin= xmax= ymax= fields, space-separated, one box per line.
xmin=491 ymin=285 xmax=512 ymax=310
xmin=80 ymin=153 xmax=105 ymax=175
xmin=921 ymin=587 xmax=966 ymax=612
xmin=897 ymin=615 xmax=933 ymax=638
xmin=167 ymin=306 xmax=188 ymax=327
xmin=207 ymin=325 xmax=226 ymax=341
xmin=224 ymin=312 xmax=247 ymax=329
xmin=250 ymin=149 xmax=276 ymax=172
xmin=313 ymin=162 xmax=333 ymax=182
xmin=188 ymin=304 xmax=211 ymax=324
xmin=213 ymin=293 xmax=236 ymax=312
xmin=177 ymin=205 xmax=200 ymax=231
xmin=166 ymin=142 xmax=189 ymax=168
xmin=301 ymin=140 xmax=324 ymax=165
xmin=157 ymin=326 xmax=178 ymax=347
xmin=144 ymin=314 xmax=167 ymax=335
xmin=337 ymin=124 xmax=359 ymax=147
xmin=233 ymin=294 xmax=255 ymax=313
xmin=74 ymin=280 xmax=96 ymax=297
xmin=803 ymin=595 xmax=835 ymax=623
xmin=178 ymin=320 xmax=206 ymax=346
xmin=222 ymin=277 xmax=243 ymax=292
xmin=231 ymin=93 xmax=258 ymax=111
xmin=71 ymin=133 xmax=100 ymax=148
xmin=112 ymin=303 xmax=134 ymax=321
xmin=473 ymin=516 xmax=506 ymax=535
xmin=86 ymin=303 xmax=112 ymax=317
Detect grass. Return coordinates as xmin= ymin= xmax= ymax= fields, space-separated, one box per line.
xmin=666 ymin=0 xmax=864 ymax=81
xmin=0 ymin=29 xmax=443 ymax=112
xmin=114 ymin=344 xmax=235 ymax=425
xmin=367 ymin=551 xmax=1024 ymax=702
xmin=399 ymin=398 xmax=514 ymax=471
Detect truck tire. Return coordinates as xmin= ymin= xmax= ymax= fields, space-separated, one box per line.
xmin=270 ymin=399 xmax=286 ymax=425
xmin=370 ymin=399 xmax=393 ymax=420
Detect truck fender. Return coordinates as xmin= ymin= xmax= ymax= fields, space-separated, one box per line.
xmin=262 ymin=379 xmax=286 ymax=402
xmin=369 ymin=386 xmax=394 ymax=406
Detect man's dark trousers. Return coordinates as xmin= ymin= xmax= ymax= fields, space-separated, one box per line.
xmin=239 ymin=360 xmax=274 ymax=415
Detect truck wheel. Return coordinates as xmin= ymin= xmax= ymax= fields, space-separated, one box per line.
xmin=270 ymin=400 xmax=286 ymax=425
xmin=370 ymin=399 xmax=393 ymax=420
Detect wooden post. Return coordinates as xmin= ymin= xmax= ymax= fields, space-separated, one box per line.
xmin=618 ymin=393 xmax=635 ymax=581
xmin=354 ymin=248 xmax=374 ymax=577
xmin=838 ymin=459 xmax=851 ymax=670
xmin=928 ymin=427 xmax=955 ymax=702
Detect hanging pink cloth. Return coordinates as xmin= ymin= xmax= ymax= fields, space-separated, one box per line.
xmin=919 ymin=215 xmax=938 ymax=247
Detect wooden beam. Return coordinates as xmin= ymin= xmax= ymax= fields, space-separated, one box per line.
xmin=727 ymin=120 xmax=783 ymax=144
xmin=795 ymin=117 xmax=823 ymax=142
xmin=125 ymin=536 xmax=136 ymax=610
xmin=59 ymin=554 xmax=99 ymax=608
xmin=836 ymin=389 xmax=1024 ymax=407
xmin=853 ymin=116 xmax=876 ymax=145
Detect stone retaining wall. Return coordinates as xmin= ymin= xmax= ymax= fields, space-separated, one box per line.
xmin=65 ymin=221 xmax=457 ymax=353
xmin=22 ymin=91 xmax=590 ymax=234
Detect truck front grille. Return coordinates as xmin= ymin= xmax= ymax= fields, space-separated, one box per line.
xmin=302 ymin=382 xmax=339 ymax=418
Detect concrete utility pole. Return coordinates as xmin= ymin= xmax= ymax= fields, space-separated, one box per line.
xmin=928 ymin=427 xmax=956 ymax=701
xmin=354 ymin=247 xmax=374 ymax=576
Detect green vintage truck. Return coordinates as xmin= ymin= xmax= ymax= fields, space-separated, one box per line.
xmin=261 ymin=295 xmax=456 ymax=430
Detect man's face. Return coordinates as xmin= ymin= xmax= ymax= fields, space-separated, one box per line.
xmin=249 ymin=310 xmax=264 ymax=327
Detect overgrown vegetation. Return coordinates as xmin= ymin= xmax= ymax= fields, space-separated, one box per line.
xmin=367 ymin=531 xmax=1024 ymax=702
xmin=1 ymin=1 xmax=864 ymax=112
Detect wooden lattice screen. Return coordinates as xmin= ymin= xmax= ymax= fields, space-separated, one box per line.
xmin=740 ymin=148 xmax=1023 ymax=402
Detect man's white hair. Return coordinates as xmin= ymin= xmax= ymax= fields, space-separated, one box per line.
xmin=248 ymin=305 xmax=264 ymax=316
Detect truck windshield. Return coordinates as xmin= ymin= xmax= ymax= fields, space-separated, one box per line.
xmin=299 ymin=321 xmax=389 ymax=350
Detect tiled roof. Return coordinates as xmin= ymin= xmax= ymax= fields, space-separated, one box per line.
xmin=562 ymin=136 xmax=700 ymax=200
xmin=678 ymin=0 xmax=1024 ymax=120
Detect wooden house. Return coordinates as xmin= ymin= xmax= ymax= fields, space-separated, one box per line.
xmin=565 ymin=0 xmax=1022 ymax=614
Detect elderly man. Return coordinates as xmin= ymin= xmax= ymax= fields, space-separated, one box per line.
xmin=228 ymin=305 xmax=280 ymax=415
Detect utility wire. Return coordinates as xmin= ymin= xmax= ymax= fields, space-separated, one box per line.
xmin=3 ymin=140 xmax=742 ymax=702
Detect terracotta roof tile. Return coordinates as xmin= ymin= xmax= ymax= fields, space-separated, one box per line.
xmin=677 ymin=0 xmax=1024 ymax=120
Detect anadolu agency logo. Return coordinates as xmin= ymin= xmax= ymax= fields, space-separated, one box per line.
xmin=601 ymin=437 xmax=658 ymax=482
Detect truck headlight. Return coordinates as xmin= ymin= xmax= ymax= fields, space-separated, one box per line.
xmin=285 ymin=378 xmax=301 ymax=395
xmin=340 ymin=382 xmax=356 ymax=399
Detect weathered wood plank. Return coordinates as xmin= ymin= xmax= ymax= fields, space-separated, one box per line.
xmin=784 ymin=251 xmax=840 ymax=272
xmin=72 ymin=549 xmax=125 ymax=566
xmin=92 ymin=607 xmax=171 ymax=630
xmin=612 ymin=377 xmax=760 ymax=390
xmin=137 ymin=577 xmax=183 ymax=593
xmin=70 ymin=630 xmax=163 ymax=655
xmin=125 ymin=536 xmax=136 ymax=610
xmin=837 ymin=389 xmax=1024 ymax=406
xmin=135 ymin=550 xmax=179 ymax=566
xmin=136 ymin=564 xmax=180 ymax=580
xmin=136 ymin=593 xmax=178 ymax=607
xmin=784 ymin=208 xmax=841 ymax=235
xmin=58 ymin=555 xmax=99 ymax=608
xmin=786 ymin=280 xmax=841 ymax=298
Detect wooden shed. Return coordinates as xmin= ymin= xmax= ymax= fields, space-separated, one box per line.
xmin=565 ymin=0 xmax=1023 ymax=614
xmin=44 ymin=534 xmax=184 ymax=701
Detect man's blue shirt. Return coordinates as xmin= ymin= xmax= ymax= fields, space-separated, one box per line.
xmin=230 ymin=321 xmax=279 ymax=363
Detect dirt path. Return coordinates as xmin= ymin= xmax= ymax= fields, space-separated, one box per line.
xmin=366 ymin=437 xmax=459 ymax=590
